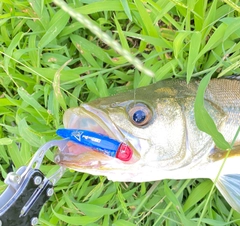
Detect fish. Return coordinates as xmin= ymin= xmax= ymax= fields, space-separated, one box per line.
xmin=55 ymin=78 xmax=240 ymax=212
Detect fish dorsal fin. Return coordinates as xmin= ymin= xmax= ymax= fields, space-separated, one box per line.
xmin=224 ymin=75 xmax=240 ymax=80
xmin=216 ymin=174 xmax=240 ymax=212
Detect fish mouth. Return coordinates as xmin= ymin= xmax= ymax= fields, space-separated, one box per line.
xmin=55 ymin=104 xmax=140 ymax=171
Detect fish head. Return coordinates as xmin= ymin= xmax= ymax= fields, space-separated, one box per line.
xmin=56 ymin=81 xmax=225 ymax=181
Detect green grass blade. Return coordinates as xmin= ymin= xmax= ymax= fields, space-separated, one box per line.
xmin=7 ymin=142 xmax=24 ymax=168
xmin=197 ymin=24 xmax=227 ymax=59
xmin=52 ymin=208 xmax=101 ymax=225
xmin=38 ymin=9 xmax=70 ymax=48
xmin=75 ymin=0 xmax=125 ymax=14
xmin=17 ymin=118 xmax=46 ymax=147
xmin=17 ymin=87 xmax=47 ymax=119
xmin=183 ymin=180 xmax=212 ymax=212
xmin=187 ymin=32 xmax=202 ymax=83
xmin=223 ymin=0 xmax=240 ymax=12
xmin=28 ymin=34 xmax=39 ymax=67
xmin=53 ymin=60 xmax=71 ymax=111
xmin=74 ymin=203 xmax=118 ymax=217
xmin=28 ymin=0 xmax=50 ymax=27
xmin=113 ymin=220 xmax=136 ymax=226
xmin=120 ymin=0 xmax=132 ymax=21
xmin=173 ymin=32 xmax=190 ymax=59
xmin=194 ymin=73 xmax=231 ymax=150
xmin=96 ymin=75 xmax=109 ymax=97
xmin=114 ymin=15 xmax=130 ymax=51
xmin=124 ymin=31 xmax=172 ymax=48
xmin=4 ymin=32 xmax=24 ymax=74
xmin=0 ymin=138 xmax=12 ymax=145
xmin=134 ymin=0 xmax=158 ymax=37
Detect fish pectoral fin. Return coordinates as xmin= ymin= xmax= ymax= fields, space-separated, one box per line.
xmin=209 ymin=145 xmax=240 ymax=161
xmin=215 ymin=174 xmax=240 ymax=212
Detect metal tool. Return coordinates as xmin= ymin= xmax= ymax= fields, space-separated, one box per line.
xmin=0 ymin=140 xmax=68 ymax=226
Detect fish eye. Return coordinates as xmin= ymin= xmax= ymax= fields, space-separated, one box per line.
xmin=128 ymin=103 xmax=152 ymax=127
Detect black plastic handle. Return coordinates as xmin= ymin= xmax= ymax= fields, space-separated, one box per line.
xmin=0 ymin=169 xmax=53 ymax=226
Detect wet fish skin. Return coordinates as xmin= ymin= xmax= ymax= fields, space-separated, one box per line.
xmin=57 ymin=78 xmax=240 ymax=211
xmin=85 ymin=78 xmax=240 ymax=167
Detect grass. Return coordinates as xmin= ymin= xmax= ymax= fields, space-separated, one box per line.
xmin=0 ymin=0 xmax=240 ymax=225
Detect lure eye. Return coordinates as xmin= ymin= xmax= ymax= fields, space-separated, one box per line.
xmin=128 ymin=103 xmax=152 ymax=127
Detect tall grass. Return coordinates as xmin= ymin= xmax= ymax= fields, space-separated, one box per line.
xmin=0 ymin=0 xmax=240 ymax=225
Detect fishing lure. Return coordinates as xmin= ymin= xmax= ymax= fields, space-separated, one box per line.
xmin=56 ymin=129 xmax=133 ymax=161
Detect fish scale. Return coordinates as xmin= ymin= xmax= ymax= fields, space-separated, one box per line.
xmin=206 ymin=79 xmax=240 ymax=146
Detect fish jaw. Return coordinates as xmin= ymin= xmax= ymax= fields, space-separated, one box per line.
xmin=63 ymin=103 xmax=125 ymax=141
xmin=56 ymin=103 xmax=144 ymax=179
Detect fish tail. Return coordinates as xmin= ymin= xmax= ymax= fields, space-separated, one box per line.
xmin=215 ymin=174 xmax=240 ymax=212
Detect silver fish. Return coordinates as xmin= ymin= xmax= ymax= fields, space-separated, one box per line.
xmin=56 ymin=78 xmax=240 ymax=211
